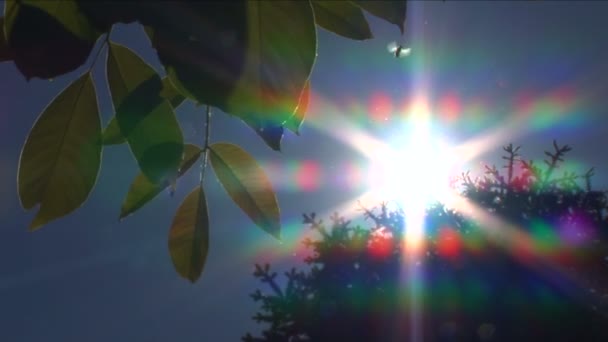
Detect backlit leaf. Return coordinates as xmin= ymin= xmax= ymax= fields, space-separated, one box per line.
xmin=101 ymin=118 xmax=124 ymax=146
xmin=103 ymin=41 xmax=156 ymax=145
xmin=285 ymin=81 xmax=311 ymax=135
xmin=169 ymin=185 xmax=209 ymax=283
xmin=120 ymin=144 xmax=202 ymax=219
xmin=239 ymin=81 xmax=311 ymax=150
xmin=147 ymin=2 xmax=248 ymax=110
xmin=175 ymin=144 xmax=203 ymax=178
xmin=103 ymin=76 xmax=185 ymax=146
xmin=311 ymin=1 xmax=372 ymax=40
xmin=18 ymin=72 xmax=101 ymax=230
xmin=117 ymin=76 xmax=184 ymax=184
xmin=0 ymin=17 xmax=14 ymax=62
xmin=164 ymin=67 xmax=200 ymax=105
xmin=4 ymin=0 xmax=99 ymax=80
xmin=143 ymin=25 xmax=155 ymax=43
xmin=107 ymin=42 xmax=156 ymax=111
xmin=18 ymin=0 xmax=98 ymax=40
xmin=227 ymin=1 xmax=317 ymax=130
xmin=107 ymin=42 xmax=184 ymax=183
xmin=150 ymin=1 xmax=316 ymax=137
xmin=159 ymin=76 xmax=187 ymax=109
xmin=209 ymin=143 xmax=280 ymax=239
xmin=77 ymin=2 xmax=139 ymax=32
xmin=353 ymin=0 xmax=407 ymax=34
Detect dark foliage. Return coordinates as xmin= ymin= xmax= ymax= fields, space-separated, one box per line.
xmin=245 ymin=142 xmax=608 ymax=341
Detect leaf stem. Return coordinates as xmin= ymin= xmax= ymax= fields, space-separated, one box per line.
xmin=200 ymin=105 xmax=212 ymax=186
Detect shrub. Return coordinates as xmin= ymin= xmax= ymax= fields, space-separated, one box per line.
xmin=244 ymin=142 xmax=608 ymax=341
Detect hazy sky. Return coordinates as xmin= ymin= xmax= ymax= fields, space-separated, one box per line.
xmin=1 ymin=1 xmax=608 ymax=341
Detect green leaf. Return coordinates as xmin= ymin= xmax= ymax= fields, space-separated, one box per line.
xmin=168 ymin=185 xmax=209 ymax=283
xmin=143 ymin=25 xmax=155 ymax=43
xmin=120 ymin=144 xmax=202 ymax=219
xmin=175 ymin=145 xmax=202 ymax=178
xmin=4 ymin=0 xmax=99 ymax=80
xmin=18 ymin=72 xmax=102 ymax=230
xmin=227 ymin=1 xmax=317 ymax=128
xmin=311 ymin=1 xmax=372 ymax=40
xmin=104 ymin=40 xmax=156 ymax=146
xmin=107 ymin=42 xmax=184 ymax=183
xmin=146 ymin=2 xmax=248 ymax=109
xmin=151 ymin=2 xmax=316 ymax=137
xmin=353 ymin=0 xmax=407 ymax=34
xmin=285 ymin=80 xmax=311 ymax=135
xmin=0 ymin=17 xmax=14 ymax=62
xmin=101 ymin=118 xmax=125 ymax=146
xmin=77 ymin=2 xmax=139 ymax=32
xmin=164 ymin=67 xmax=200 ymax=105
xmin=107 ymin=42 xmax=156 ymax=112
xmin=103 ymin=76 xmax=185 ymax=146
xmin=117 ymin=76 xmax=184 ymax=184
xmin=159 ymin=75 xmax=187 ymax=108
xmin=209 ymin=142 xmax=281 ymax=239
xmin=19 ymin=0 xmax=99 ymax=41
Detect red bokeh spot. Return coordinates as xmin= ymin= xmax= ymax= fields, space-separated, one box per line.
xmin=368 ymin=92 xmax=393 ymax=123
xmin=437 ymin=227 xmax=461 ymax=259
xmin=553 ymin=248 xmax=574 ymax=266
xmin=368 ymin=228 xmax=394 ymax=260
xmin=295 ymin=160 xmax=321 ymax=192
xmin=553 ymin=86 xmax=575 ymax=107
xmin=511 ymin=233 xmax=535 ymax=264
xmin=439 ymin=92 xmax=461 ymax=122
xmin=514 ymin=90 xmax=535 ymax=118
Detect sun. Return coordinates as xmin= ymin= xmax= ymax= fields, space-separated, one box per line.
xmin=363 ymin=98 xmax=460 ymax=255
xmin=366 ymin=102 xmax=458 ymax=213
xmin=294 ymin=92 xmax=464 ymax=252
xmin=369 ymin=128 xmax=455 ymax=210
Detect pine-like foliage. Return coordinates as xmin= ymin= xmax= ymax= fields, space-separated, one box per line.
xmin=244 ymin=142 xmax=608 ymax=341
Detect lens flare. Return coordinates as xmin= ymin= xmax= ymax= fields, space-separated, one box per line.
xmin=369 ymin=126 xmax=455 ymax=210
xmin=365 ymin=97 xmax=460 ymax=256
xmin=241 ymin=28 xmax=601 ymax=340
xmin=369 ymin=92 xmax=394 ymax=123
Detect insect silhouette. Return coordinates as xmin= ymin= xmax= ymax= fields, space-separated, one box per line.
xmin=387 ymin=41 xmax=411 ymax=58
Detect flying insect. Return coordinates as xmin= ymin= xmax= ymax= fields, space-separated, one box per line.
xmin=387 ymin=41 xmax=411 ymax=58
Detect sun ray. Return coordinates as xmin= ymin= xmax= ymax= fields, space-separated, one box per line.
xmin=241 ymin=24 xmax=604 ymax=338
xmin=443 ymin=193 xmax=604 ymax=306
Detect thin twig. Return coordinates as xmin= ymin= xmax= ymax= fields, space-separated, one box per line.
xmin=200 ymin=105 xmax=212 ymax=186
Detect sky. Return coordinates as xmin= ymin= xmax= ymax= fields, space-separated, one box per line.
xmin=1 ymin=1 xmax=608 ymax=341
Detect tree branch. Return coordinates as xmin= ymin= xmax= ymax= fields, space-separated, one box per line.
xmin=200 ymin=105 xmax=212 ymax=186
